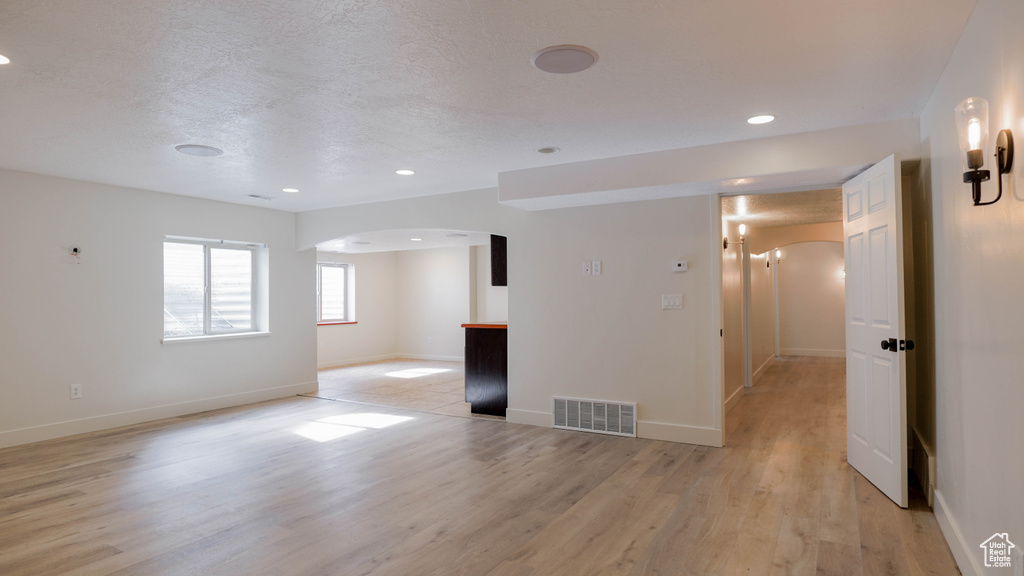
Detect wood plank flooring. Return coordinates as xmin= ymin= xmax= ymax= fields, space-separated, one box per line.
xmin=0 ymin=357 xmax=959 ymax=575
xmin=311 ymin=359 xmax=482 ymax=418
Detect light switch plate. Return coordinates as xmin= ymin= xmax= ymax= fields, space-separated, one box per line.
xmin=591 ymin=260 xmax=602 ymax=275
xmin=671 ymin=260 xmax=688 ymax=272
xmin=661 ymin=294 xmax=683 ymax=310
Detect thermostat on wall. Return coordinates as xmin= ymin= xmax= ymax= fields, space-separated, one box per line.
xmin=671 ymin=260 xmax=688 ymax=272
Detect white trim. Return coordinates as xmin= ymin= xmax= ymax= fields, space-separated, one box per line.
xmin=752 ymin=355 xmax=774 ymax=384
xmin=934 ymin=489 xmax=982 ymax=576
xmin=638 ymin=421 xmax=722 ymax=447
xmin=162 ymin=331 xmax=272 ymax=344
xmin=779 ymin=348 xmax=845 ymax=358
xmin=396 ymin=353 xmax=464 ymax=362
xmin=0 ymin=381 xmax=317 ymax=449
xmin=710 ymin=196 xmax=724 ymax=435
xmin=507 ymin=408 xmax=553 ymax=427
xmin=318 ymin=353 xmax=402 ymax=369
xmin=725 ymin=384 xmax=744 ymax=414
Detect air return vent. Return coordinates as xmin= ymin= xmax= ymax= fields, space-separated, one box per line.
xmin=553 ymin=397 xmax=636 ymax=437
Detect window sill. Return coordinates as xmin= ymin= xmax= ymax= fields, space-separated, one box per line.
xmin=317 ymin=321 xmax=358 ymax=327
xmin=162 ymin=331 xmax=272 ymax=344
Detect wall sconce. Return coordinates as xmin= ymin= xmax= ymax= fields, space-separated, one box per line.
xmin=723 ymin=223 xmax=746 ymax=250
xmin=775 ymin=249 xmax=782 ymax=262
xmin=955 ymin=97 xmax=1013 ymax=206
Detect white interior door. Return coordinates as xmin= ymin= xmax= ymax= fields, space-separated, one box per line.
xmin=843 ymin=154 xmax=908 ymax=508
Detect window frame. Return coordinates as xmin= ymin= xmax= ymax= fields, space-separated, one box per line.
xmin=163 ymin=237 xmax=260 ymax=339
xmin=317 ymin=262 xmax=352 ymax=324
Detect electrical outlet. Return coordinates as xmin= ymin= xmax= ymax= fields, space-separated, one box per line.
xmin=591 ymin=260 xmax=602 ymax=275
xmin=671 ymin=260 xmax=688 ymax=272
xmin=582 ymin=260 xmax=592 ymax=275
xmin=70 ymin=384 xmax=82 ymax=399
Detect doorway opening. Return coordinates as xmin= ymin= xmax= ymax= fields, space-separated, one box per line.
xmin=308 ymin=229 xmax=509 ymax=420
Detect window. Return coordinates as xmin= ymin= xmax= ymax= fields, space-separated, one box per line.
xmin=317 ymin=262 xmax=351 ymax=323
xmin=164 ymin=238 xmax=262 ymax=338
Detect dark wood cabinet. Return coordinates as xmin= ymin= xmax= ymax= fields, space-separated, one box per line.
xmin=490 ymin=234 xmax=507 ymax=287
xmin=462 ymin=324 xmax=507 ymax=417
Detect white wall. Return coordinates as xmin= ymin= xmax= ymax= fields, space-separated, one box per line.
xmin=316 ymin=247 xmax=472 ymax=366
xmin=722 ymin=220 xmax=745 ymax=409
xmin=918 ymin=0 xmax=1024 ymax=572
xmin=777 ymin=242 xmax=845 ymax=357
xmin=296 ymin=190 xmax=721 ymax=446
xmin=472 ymin=244 xmax=508 ymax=323
xmin=0 ymin=168 xmax=317 ymax=448
xmin=316 ymin=251 xmax=398 ymax=368
xmin=396 ymin=247 xmax=471 ymax=360
xmin=749 ymin=250 xmax=775 ymax=380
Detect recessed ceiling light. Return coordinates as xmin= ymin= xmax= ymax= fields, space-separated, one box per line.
xmin=175 ymin=144 xmax=224 ymax=157
xmin=747 ymin=115 xmax=775 ymax=125
xmin=531 ymin=45 xmax=599 ymax=74
xmin=282 ymin=188 xmax=299 ymax=193
xmin=351 ymin=241 xmax=370 ymax=245
xmin=0 ymin=54 xmax=10 ymax=65
xmin=410 ymin=238 xmax=423 ymax=242
xmin=396 ymin=169 xmax=415 ymax=176
xmin=537 ymin=147 xmax=560 ymax=154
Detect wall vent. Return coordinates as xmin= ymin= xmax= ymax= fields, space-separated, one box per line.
xmin=553 ymin=397 xmax=636 ymax=437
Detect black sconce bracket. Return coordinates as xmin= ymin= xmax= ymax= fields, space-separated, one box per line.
xmin=967 ymin=129 xmax=1014 ymax=206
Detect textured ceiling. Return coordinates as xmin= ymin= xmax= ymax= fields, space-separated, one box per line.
xmin=722 ymin=189 xmax=842 ymax=228
xmin=316 ymin=229 xmax=490 ymax=254
xmin=0 ymin=0 xmax=976 ymax=212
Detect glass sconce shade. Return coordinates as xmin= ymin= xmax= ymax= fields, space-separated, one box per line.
xmin=955 ymin=97 xmax=990 ymax=172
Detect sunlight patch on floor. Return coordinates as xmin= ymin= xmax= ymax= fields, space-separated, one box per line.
xmin=295 ymin=413 xmax=415 ymax=442
xmin=384 ymin=368 xmax=452 ymax=379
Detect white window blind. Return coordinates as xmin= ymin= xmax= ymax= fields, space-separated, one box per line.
xmin=318 ymin=263 xmax=350 ymax=322
xmin=164 ymin=239 xmax=259 ymax=338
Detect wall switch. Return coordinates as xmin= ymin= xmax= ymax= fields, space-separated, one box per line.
xmin=582 ymin=260 xmax=592 ymax=275
xmin=591 ymin=260 xmax=602 ymax=275
xmin=671 ymin=260 xmax=688 ymax=272
xmin=661 ymin=294 xmax=683 ymax=310
xmin=70 ymin=384 xmax=82 ymax=399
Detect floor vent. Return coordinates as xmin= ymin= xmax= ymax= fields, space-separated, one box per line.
xmin=553 ymin=397 xmax=636 ymax=437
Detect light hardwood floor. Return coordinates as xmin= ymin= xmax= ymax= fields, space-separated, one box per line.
xmin=0 ymin=357 xmax=959 ymax=575
xmin=311 ymin=359 xmax=478 ymax=418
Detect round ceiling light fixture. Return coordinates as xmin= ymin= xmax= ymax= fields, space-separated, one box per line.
xmin=531 ymin=45 xmax=598 ymax=74
xmin=537 ymin=146 xmax=560 ymax=154
xmin=396 ymin=169 xmax=415 ymax=176
xmin=747 ymin=115 xmax=775 ymax=125
xmin=175 ymin=144 xmax=224 ymax=157
xmin=0 ymin=54 xmax=10 ymax=65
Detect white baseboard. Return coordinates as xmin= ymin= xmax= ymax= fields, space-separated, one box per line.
xmin=318 ymin=353 xmax=400 ymax=369
xmin=725 ymin=385 xmax=744 ymax=414
xmin=934 ymin=489 xmax=982 ymax=576
xmin=638 ymin=421 xmax=723 ymax=447
xmin=397 ymin=353 xmax=464 ymax=362
xmin=752 ymin=356 xmax=774 ymax=383
xmin=506 ymin=408 xmax=553 ymax=427
xmin=0 ymin=381 xmax=318 ymax=450
xmin=780 ymin=348 xmax=846 ymax=358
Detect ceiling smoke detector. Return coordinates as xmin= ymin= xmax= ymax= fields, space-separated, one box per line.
xmin=531 ymin=45 xmax=598 ymax=74
xmin=175 ymin=144 xmax=224 ymax=157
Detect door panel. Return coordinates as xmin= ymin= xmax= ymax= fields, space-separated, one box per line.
xmin=843 ymin=154 xmax=908 ymax=508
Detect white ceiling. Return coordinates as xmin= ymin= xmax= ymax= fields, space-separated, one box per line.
xmin=721 ymin=189 xmax=843 ymax=228
xmin=0 ymin=0 xmax=976 ymax=212
xmin=316 ymin=229 xmax=491 ymax=254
